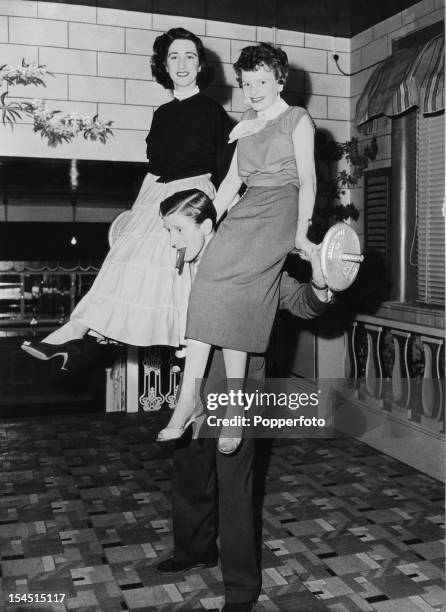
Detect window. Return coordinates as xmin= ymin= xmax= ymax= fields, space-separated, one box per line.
xmin=416 ymin=112 xmax=445 ymax=305
xmin=360 ymin=23 xmax=444 ymax=308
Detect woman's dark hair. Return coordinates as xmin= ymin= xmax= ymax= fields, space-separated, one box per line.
xmin=233 ymin=42 xmax=289 ymax=87
xmin=160 ymin=189 xmax=217 ymax=229
xmin=151 ymin=27 xmax=213 ymax=89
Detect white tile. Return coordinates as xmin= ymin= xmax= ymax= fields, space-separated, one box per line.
xmin=402 ymin=0 xmax=435 ymax=23
xmin=69 ymin=75 xmax=124 ymax=103
xmin=283 ymin=45 xmax=327 ymax=73
xmin=202 ymin=36 xmax=231 ymax=63
xmin=12 ymin=72 xmax=67 ymax=99
xmin=37 ymin=1 xmax=96 ymax=23
xmin=350 ymin=49 xmax=362 ymax=74
xmin=98 ymin=52 xmax=151 ymax=80
xmin=373 ymin=12 xmax=403 ymax=39
xmin=0 ymin=15 xmax=7 ymax=41
xmin=305 ymin=95 xmax=327 ymax=119
xmin=256 ymin=26 xmax=275 ymax=43
xmin=9 ymin=16 xmax=68 ymax=47
xmin=206 ymin=19 xmax=255 ymax=41
xmin=306 ymin=72 xmax=349 ymax=97
xmin=316 ymin=118 xmax=350 ymax=141
xmin=276 ymin=28 xmax=304 ymax=47
xmin=231 ymin=86 xmax=248 ymax=113
xmin=125 ymin=79 xmax=172 ymax=107
xmin=350 ymin=66 xmax=374 ymax=97
xmin=153 ymin=13 xmax=205 ymax=36
xmin=361 ymin=36 xmax=389 ymax=68
xmin=97 ymin=7 xmax=151 ymax=29
xmin=69 ymin=22 xmax=124 ymax=53
xmin=39 ymin=47 xmax=97 ymax=76
xmin=230 ymin=39 xmax=254 ymax=64
xmin=210 ymin=61 xmax=238 ymax=88
xmin=333 ymin=37 xmax=350 ymax=53
xmin=350 ymin=26 xmax=374 ymax=52
xmin=0 ymin=121 xmax=148 ymax=161
xmin=305 ymin=32 xmax=337 ymax=51
xmin=327 ymin=97 xmax=350 ymax=121
xmin=98 ymin=102 xmax=152 ymax=130
xmin=418 ymin=7 xmax=445 ymax=27
xmin=125 ymin=28 xmax=161 ymax=55
xmin=0 ymin=0 xmax=37 ymax=17
xmin=0 ymin=43 xmax=38 ymax=64
xmin=327 ymin=51 xmax=349 ymax=75
xmin=46 ymin=99 xmax=98 ymax=116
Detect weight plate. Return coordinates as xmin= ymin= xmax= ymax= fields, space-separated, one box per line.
xmin=320 ymin=222 xmax=362 ymax=291
xmin=108 ymin=210 xmax=131 ymax=247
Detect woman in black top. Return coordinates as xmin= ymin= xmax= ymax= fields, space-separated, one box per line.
xmin=22 ymin=28 xmax=232 ymax=360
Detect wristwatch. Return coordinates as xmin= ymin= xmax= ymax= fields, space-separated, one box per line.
xmin=310 ymin=280 xmax=334 ymax=303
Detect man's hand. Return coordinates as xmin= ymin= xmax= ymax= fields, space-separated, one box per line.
xmin=308 ymin=245 xmax=326 ymax=287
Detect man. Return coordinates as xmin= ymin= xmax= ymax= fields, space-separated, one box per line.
xmin=157 ymin=253 xmax=332 ymax=612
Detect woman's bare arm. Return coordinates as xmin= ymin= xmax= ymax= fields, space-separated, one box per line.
xmin=212 ymin=149 xmax=243 ymax=221
xmin=292 ymin=113 xmax=317 ymax=257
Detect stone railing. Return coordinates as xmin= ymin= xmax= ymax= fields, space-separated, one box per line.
xmin=343 ymin=314 xmax=444 ymax=436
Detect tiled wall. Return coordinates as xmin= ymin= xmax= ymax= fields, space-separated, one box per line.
xmin=348 ymin=0 xmax=443 ymax=240
xmin=0 ymin=0 xmax=441 ymax=223
xmin=0 ymin=0 xmax=350 ymax=167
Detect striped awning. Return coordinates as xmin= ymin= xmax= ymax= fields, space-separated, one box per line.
xmin=355 ymin=33 xmax=444 ymax=127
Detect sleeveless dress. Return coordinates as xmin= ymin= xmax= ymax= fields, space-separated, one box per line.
xmin=45 ymin=93 xmax=232 ymax=348
xmin=186 ymin=106 xmax=310 ymax=353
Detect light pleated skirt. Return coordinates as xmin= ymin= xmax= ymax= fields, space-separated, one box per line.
xmin=70 ymin=172 xmax=215 ymax=347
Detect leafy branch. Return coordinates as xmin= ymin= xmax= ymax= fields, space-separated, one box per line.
xmin=309 ymin=133 xmax=378 ymax=242
xmin=0 ymin=59 xmax=113 ymax=147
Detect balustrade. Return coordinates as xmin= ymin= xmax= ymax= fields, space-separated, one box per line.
xmin=343 ymin=314 xmax=444 ymax=435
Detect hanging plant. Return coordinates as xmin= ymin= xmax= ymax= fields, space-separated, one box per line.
xmin=309 ymin=132 xmax=378 ymax=242
xmin=0 ymin=59 xmax=113 ymax=147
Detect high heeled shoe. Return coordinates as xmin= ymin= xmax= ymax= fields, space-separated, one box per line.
xmin=218 ymin=437 xmax=242 ymax=455
xmin=156 ymin=411 xmax=206 ymax=442
xmin=21 ymin=339 xmax=85 ymax=371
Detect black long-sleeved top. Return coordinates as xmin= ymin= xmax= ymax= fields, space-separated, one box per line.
xmin=146 ymin=92 xmax=233 ymax=187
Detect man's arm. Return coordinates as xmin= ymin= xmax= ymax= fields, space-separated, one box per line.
xmin=279 ymin=247 xmax=332 ymax=318
xmin=279 ymin=272 xmax=329 ymax=319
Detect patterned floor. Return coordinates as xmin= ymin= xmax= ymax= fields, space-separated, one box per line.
xmin=0 ymin=412 xmax=444 ymax=612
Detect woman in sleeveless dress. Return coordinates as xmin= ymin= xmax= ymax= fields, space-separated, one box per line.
xmin=158 ymin=43 xmax=318 ymax=452
xmin=22 ymin=28 xmax=232 ymax=363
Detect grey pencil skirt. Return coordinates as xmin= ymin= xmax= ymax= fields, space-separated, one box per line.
xmin=186 ymin=183 xmax=299 ymax=353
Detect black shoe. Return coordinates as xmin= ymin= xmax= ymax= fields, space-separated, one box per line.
xmin=21 ymin=339 xmax=84 ymax=371
xmin=221 ymin=603 xmax=256 ymax=612
xmin=156 ymin=557 xmax=217 ymax=575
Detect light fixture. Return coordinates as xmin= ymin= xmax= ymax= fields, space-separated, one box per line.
xmin=70 ymin=198 xmax=77 ymax=246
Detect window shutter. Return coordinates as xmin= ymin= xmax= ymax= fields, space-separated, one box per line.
xmin=364 ymin=169 xmax=391 ymax=260
xmin=416 ymin=112 xmax=445 ymax=305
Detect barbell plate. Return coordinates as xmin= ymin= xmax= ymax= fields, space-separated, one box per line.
xmin=320 ymin=223 xmax=362 ymax=291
